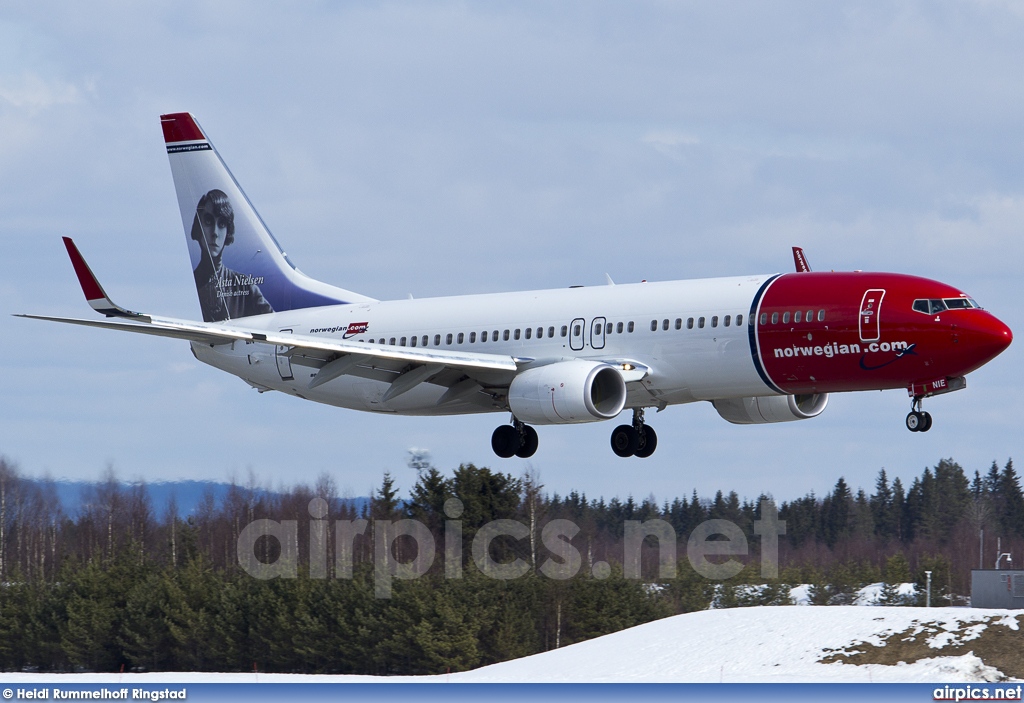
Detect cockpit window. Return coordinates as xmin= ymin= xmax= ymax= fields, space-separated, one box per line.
xmin=913 ymin=299 xmax=946 ymax=314
xmin=913 ymin=297 xmax=980 ymax=314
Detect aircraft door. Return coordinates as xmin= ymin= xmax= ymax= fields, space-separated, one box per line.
xmin=276 ymin=329 xmax=295 ymax=380
xmin=858 ymin=289 xmax=885 ymax=342
xmin=569 ymin=318 xmax=585 ymax=351
xmin=591 ymin=317 xmax=606 ymax=350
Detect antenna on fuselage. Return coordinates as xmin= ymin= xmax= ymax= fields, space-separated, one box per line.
xmin=792 ymin=247 xmax=812 ymax=273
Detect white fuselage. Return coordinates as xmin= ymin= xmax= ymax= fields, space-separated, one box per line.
xmin=192 ymin=274 xmax=777 ymax=415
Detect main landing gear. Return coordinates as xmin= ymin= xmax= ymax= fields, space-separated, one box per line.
xmin=906 ymin=397 xmax=933 ymax=433
xmin=610 ymin=408 xmax=658 ymax=458
xmin=491 ymin=417 xmax=539 ymax=458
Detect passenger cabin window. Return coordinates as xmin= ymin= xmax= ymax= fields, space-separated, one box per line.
xmin=457 ymin=333 xmax=464 ymax=343
xmin=446 ymin=334 xmax=453 ymax=345
xmin=434 ymin=335 xmax=440 ymax=346
xmin=400 ymin=337 xmax=407 ymax=346
xmin=782 ymin=312 xmax=790 ymax=324
xmin=806 ymin=310 xmax=813 ymax=322
xmin=737 ymin=314 xmax=744 ymax=326
xmin=687 ymin=318 xmax=694 ymax=329
xmin=525 ymin=328 xmax=532 ymax=340
xmin=771 ymin=313 xmax=779 ymax=324
xmin=675 ymin=318 xmax=682 ymax=330
xmin=817 ymin=310 xmax=825 ymax=322
xmin=561 ymin=326 xmax=568 ymax=337
xmin=663 ymin=319 xmax=670 ymax=331
xmin=410 ymin=336 xmax=417 ymax=347
xmin=794 ymin=311 xmax=802 ymax=323
xmin=616 ymin=322 xmax=623 ymax=334
xmin=711 ymin=316 xmax=718 ymax=328
xmin=389 ymin=337 xmax=396 ymax=345
xmin=627 ymin=321 xmax=635 ymax=333
xmin=650 ymin=320 xmax=658 ymax=332
xmin=469 ymin=332 xmax=476 ymax=343
xmin=549 ymin=326 xmax=556 ymax=337
xmin=574 ymin=324 xmax=582 ymax=337
xmin=504 ymin=330 xmax=510 ymax=341
xmin=482 ymin=331 xmax=488 ymax=342
xmin=514 ymin=329 xmax=520 ymax=340
xmin=724 ymin=315 xmax=731 ymax=327
xmin=698 ymin=317 xmax=705 ymax=329
xmin=606 ymin=322 xmax=613 ymax=334
xmin=760 ymin=313 xmax=767 ymax=325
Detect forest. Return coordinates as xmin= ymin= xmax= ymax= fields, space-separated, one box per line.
xmin=0 ymin=454 xmax=1020 ymax=674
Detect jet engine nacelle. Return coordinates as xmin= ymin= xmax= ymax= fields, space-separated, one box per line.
xmin=508 ymin=360 xmax=627 ymax=425
xmin=712 ymin=393 xmax=829 ymax=425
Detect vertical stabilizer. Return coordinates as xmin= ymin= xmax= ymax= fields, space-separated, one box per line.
xmin=161 ymin=112 xmax=375 ymax=322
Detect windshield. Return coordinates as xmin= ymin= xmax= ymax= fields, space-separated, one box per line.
xmin=912 ymin=297 xmax=981 ymax=314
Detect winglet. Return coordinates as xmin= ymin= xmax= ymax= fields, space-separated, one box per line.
xmin=62 ymin=238 xmax=149 ymax=320
xmin=792 ymin=247 xmax=811 ymax=273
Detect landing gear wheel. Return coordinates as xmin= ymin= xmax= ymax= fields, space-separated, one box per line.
xmin=634 ymin=425 xmax=658 ymax=458
xmin=491 ymin=425 xmax=519 ymax=458
xmin=906 ymin=411 xmax=923 ymax=432
xmin=920 ymin=412 xmax=933 ymax=432
xmin=611 ymin=424 xmax=640 ymax=457
xmin=515 ymin=425 xmax=539 ymax=458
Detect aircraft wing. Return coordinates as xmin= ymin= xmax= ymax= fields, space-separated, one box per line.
xmin=17 ymin=239 xmax=519 ymax=403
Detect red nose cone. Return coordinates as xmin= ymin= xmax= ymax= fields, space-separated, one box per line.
xmin=968 ymin=312 xmax=1013 ymax=365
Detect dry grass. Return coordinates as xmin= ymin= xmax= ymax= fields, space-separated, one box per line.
xmin=820 ymin=614 xmax=1024 ymax=679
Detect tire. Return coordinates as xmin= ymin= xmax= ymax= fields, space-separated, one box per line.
xmin=491 ymin=425 xmax=519 ymax=458
xmin=920 ymin=412 xmax=933 ymax=432
xmin=515 ymin=425 xmax=539 ymax=458
xmin=610 ymin=424 xmax=640 ymax=457
xmin=634 ymin=425 xmax=658 ymax=458
xmin=906 ymin=412 xmax=921 ymax=432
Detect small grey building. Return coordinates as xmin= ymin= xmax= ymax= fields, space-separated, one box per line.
xmin=971 ymin=570 xmax=1024 ymax=608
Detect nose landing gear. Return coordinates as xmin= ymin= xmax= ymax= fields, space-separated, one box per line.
xmin=491 ymin=417 xmax=539 ymax=458
xmin=906 ymin=397 xmax=933 ymax=433
xmin=611 ymin=408 xmax=658 ymax=458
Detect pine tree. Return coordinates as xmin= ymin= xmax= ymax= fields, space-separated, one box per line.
xmin=871 ymin=469 xmax=895 ymax=541
xmin=879 ymin=553 xmax=912 ymax=606
xmin=822 ymin=477 xmax=852 ymax=547
xmin=915 ymin=554 xmax=953 ymax=606
xmin=852 ymin=488 xmax=875 ymax=540
xmin=371 ymin=472 xmax=401 ymax=521
xmin=118 ymin=569 xmax=175 ymax=670
xmin=998 ymin=459 xmax=1024 ymax=537
xmin=932 ymin=459 xmax=971 ymax=542
xmin=405 ymin=467 xmax=451 ymax=533
xmin=892 ymin=477 xmax=907 ymax=541
xmin=165 ymin=555 xmax=222 ymax=670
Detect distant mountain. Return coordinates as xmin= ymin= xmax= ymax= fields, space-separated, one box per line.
xmin=24 ymin=478 xmax=370 ymax=518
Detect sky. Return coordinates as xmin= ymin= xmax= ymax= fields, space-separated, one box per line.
xmin=1 ymin=1 xmax=1022 ymax=506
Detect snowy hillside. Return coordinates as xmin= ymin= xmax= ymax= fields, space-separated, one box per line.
xmin=5 ymin=605 xmax=1020 ymax=684
xmin=449 ymin=606 xmax=1020 ymax=683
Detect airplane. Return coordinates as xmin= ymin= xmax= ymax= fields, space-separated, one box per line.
xmin=16 ymin=113 xmax=1013 ymax=459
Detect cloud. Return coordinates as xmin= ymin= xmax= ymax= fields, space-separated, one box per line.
xmin=0 ymin=71 xmax=84 ymax=111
